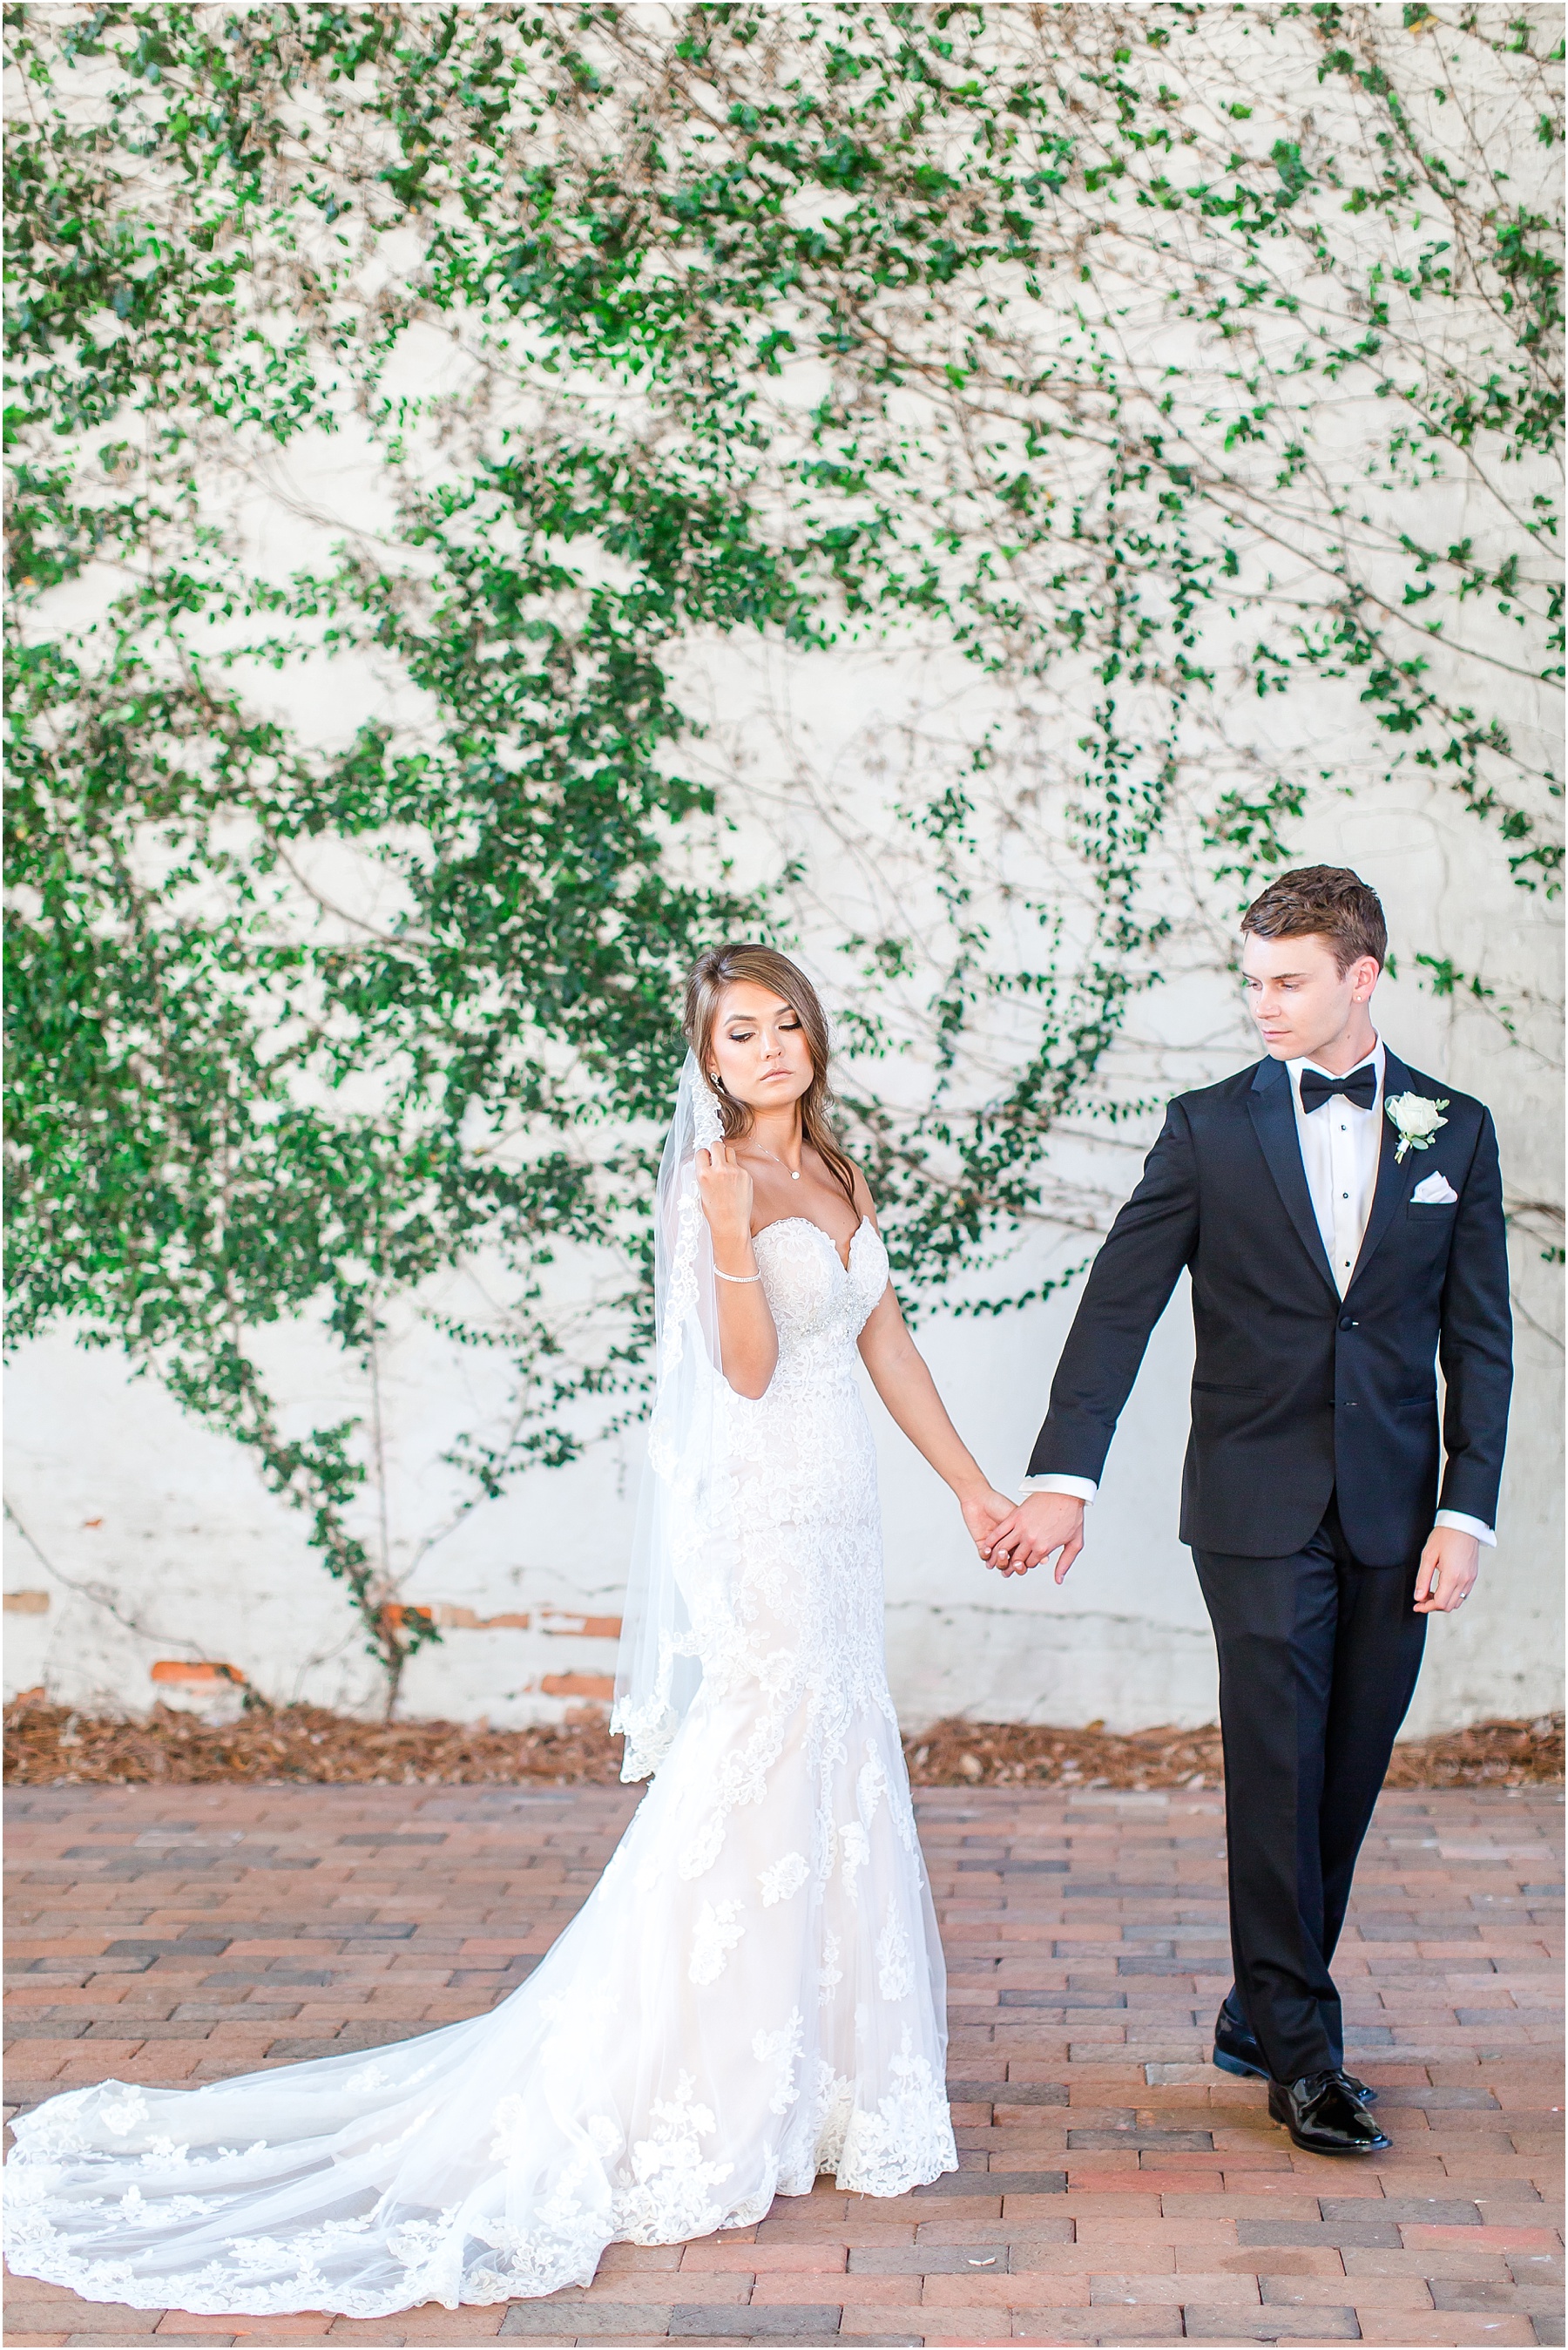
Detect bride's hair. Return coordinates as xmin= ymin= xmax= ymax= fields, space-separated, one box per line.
xmin=683 ymin=943 xmax=859 ymax=1207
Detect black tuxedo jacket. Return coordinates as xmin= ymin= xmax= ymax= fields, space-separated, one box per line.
xmin=1027 ymin=1049 xmax=1512 ymax=1563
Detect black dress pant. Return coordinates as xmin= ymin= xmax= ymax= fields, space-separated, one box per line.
xmin=1193 ymin=1497 xmax=1427 ymax=2084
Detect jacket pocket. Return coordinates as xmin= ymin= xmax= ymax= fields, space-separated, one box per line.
xmin=1192 ymin=1380 xmax=1253 ymax=1395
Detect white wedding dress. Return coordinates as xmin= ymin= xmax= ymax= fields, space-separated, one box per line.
xmin=4 ymin=1209 xmax=957 ymax=2318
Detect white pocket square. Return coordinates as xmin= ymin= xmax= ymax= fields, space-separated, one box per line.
xmin=1411 ymin=1171 xmax=1458 ymax=1204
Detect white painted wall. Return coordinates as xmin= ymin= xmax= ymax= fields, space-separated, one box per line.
xmin=6 ymin=10 xmax=1560 ymax=1734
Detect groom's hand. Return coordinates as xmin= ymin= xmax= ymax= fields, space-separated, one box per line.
xmin=1414 ymin=1526 xmax=1481 ymax=1615
xmin=983 ymin=1493 xmax=1085 ymax=1582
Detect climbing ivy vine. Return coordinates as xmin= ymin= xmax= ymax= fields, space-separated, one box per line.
xmin=5 ymin=2 xmax=1560 ymax=1706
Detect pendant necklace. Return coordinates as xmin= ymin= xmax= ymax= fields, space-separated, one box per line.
xmin=753 ymin=1144 xmax=801 ymax=1181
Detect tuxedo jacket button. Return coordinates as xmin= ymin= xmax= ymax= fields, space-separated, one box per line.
xmin=1339 ymin=1316 xmax=1356 ymax=1330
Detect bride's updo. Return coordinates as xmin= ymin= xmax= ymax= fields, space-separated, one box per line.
xmin=683 ymin=942 xmax=859 ymax=1207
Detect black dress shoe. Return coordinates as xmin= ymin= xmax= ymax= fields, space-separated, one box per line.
xmin=1213 ymin=2008 xmax=1377 ymax=2103
xmin=1212 ymin=2006 xmax=1270 ymax=2081
xmin=1267 ymin=2070 xmax=1391 ymax=2156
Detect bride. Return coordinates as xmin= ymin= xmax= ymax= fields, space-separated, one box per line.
xmin=5 ymin=942 xmax=1017 ymax=2320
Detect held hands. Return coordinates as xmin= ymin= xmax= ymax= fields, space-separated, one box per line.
xmin=695 ymin=1141 xmax=754 ymax=1264
xmin=957 ymin=1484 xmax=1021 ymax=1566
xmin=980 ymin=1491 xmax=1085 ymax=1583
xmin=1414 ymin=1525 xmax=1481 ymax=1615
xmin=972 ymin=1502 xmax=1477 ymax=1604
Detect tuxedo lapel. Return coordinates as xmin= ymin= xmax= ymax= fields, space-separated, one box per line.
xmin=1246 ymin=1057 xmax=1339 ymax=1300
xmin=1346 ymin=1046 xmax=1420 ymax=1292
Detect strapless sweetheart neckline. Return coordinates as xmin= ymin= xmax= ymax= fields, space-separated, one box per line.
xmin=753 ymin=1213 xmax=873 ymax=1273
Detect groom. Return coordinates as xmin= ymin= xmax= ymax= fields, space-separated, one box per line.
xmin=984 ymin=866 xmax=1512 ymax=2157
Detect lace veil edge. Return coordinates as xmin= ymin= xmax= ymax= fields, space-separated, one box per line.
xmin=612 ymin=1053 xmax=723 ymax=1781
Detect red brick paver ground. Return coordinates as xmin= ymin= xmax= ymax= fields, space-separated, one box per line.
xmin=5 ymin=1781 xmax=1562 ymax=2349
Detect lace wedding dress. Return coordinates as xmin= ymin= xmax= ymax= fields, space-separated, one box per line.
xmin=5 ymin=1188 xmax=957 ymax=2315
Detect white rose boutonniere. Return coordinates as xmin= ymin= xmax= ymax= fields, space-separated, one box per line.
xmin=1386 ymin=1091 xmax=1449 ymax=1162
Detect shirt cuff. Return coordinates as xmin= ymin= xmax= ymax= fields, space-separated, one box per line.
xmin=1434 ymin=1510 xmax=1496 ymax=1548
xmin=1025 ymin=1474 xmax=1098 ymax=1505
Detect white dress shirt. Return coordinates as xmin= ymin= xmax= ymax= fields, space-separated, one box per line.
xmin=1295 ymin=1038 xmax=1385 ymax=1299
xmin=1030 ymin=1034 xmax=1494 ymax=1545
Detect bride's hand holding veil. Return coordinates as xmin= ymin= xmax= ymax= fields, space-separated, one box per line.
xmin=694 ymin=1136 xmax=755 ymax=1257
xmin=695 ymin=1138 xmax=779 ymax=1399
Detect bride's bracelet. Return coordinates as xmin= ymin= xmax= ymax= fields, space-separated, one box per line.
xmin=713 ymin=1264 xmax=763 ymax=1283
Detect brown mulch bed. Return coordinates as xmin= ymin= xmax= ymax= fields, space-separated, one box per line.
xmin=2 ymin=1698 xmax=625 ymax=1789
xmin=902 ymin=1713 xmax=1565 ymax=1792
xmin=4 ymin=1695 xmax=1562 ymax=1791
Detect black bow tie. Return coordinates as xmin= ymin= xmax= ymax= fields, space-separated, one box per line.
xmin=1299 ymin=1064 xmax=1377 ymax=1114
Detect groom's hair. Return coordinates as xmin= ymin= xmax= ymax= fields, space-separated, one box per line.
xmin=1240 ymin=866 xmax=1387 ymax=973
